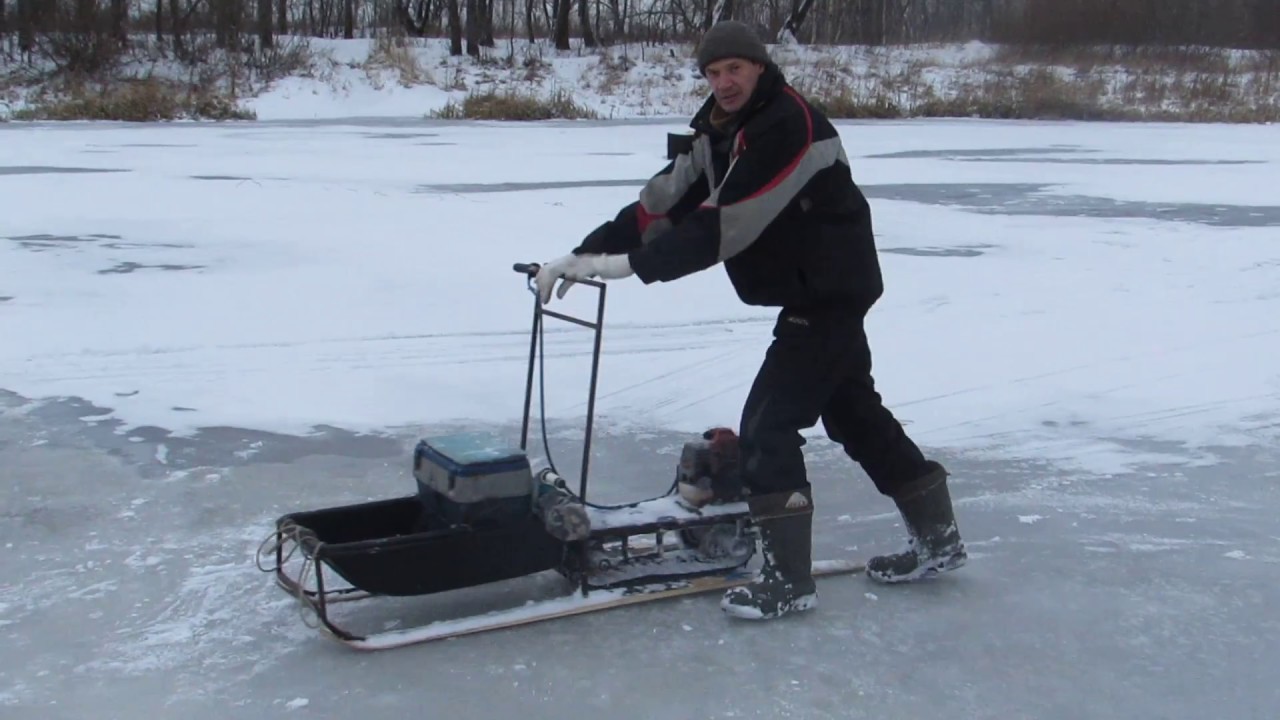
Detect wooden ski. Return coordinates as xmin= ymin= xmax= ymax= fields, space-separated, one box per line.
xmin=338 ymin=558 xmax=866 ymax=651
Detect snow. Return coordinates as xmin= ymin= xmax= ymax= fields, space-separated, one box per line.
xmin=234 ymin=36 xmax=1279 ymax=124
xmin=2 ymin=116 xmax=1278 ymax=475
xmin=2 ymin=87 xmax=1280 ymax=719
xmin=585 ymin=494 xmax=746 ymax=530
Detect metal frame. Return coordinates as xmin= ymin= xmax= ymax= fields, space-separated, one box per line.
xmin=512 ymin=261 xmax=608 ymax=598
xmin=257 ymin=520 xmax=374 ymax=644
xmin=513 ymin=262 xmax=606 ymax=507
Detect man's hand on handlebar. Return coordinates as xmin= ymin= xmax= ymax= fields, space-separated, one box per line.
xmin=533 ymin=253 xmax=634 ymax=305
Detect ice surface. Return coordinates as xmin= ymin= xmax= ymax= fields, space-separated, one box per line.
xmin=2 ymin=116 xmax=1279 ymax=718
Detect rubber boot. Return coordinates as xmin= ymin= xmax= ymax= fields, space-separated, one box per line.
xmin=721 ymin=487 xmax=818 ymax=620
xmin=866 ymin=461 xmax=967 ymax=583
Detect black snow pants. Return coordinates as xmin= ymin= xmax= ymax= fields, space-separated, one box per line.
xmin=738 ymin=306 xmax=930 ymax=499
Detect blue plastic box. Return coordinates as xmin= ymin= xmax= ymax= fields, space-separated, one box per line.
xmin=413 ymin=432 xmax=535 ymax=526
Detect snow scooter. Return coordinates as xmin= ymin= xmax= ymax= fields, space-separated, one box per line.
xmin=257 ymin=262 xmax=864 ymax=650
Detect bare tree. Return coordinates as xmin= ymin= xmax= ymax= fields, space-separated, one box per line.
xmin=446 ymin=0 xmax=461 ymax=53
xmin=552 ymin=0 xmax=570 ymax=49
xmin=9 ymin=0 xmax=1280 ymax=81
xmin=578 ymin=0 xmax=594 ymax=46
xmin=777 ymin=0 xmax=814 ymax=41
xmin=258 ymin=0 xmax=273 ymax=47
xmin=19 ymin=0 xmax=34 ymax=55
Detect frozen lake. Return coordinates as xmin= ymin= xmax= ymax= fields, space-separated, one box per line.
xmin=2 ymin=116 xmax=1279 ymax=718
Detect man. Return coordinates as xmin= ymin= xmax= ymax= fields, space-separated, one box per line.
xmin=533 ymin=20 xmax=966 ymax=620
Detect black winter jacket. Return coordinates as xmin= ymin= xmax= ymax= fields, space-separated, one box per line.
xmin=573 ymin=63 xmax=884 ymax=312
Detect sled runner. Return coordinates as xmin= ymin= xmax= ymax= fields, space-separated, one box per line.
xmin=257 ymin=263 xmax=865 ymax=650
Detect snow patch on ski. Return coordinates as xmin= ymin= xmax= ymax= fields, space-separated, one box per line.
xmin=586 ymin=495 xmax=748 ymax=530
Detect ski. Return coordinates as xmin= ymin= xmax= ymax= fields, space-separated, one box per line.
xmin=335 ymin=558 xmax=865 ymax=651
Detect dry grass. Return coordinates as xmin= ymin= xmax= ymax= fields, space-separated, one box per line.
xmin=12 ymin=77 xmax=254 ymax=121
xmin=779 ymin=44 xmax=1280 ymax=123
xmin=590 ymin=51 xmax=637 ymax=94
xmin=364 ymin=33 xmax=432 ymax=88
xmin=919 ymin=68 xmax=1118 ymax=120
xmin=992 ymin=44 xmax=1241 ymax=74
xmin=2 ymin=32 xmax=318 ymax=121
xmin=428 ymin=86 xmax=598 ymax=120
xmin=968 ymin=44 xmax=1280 ymax=122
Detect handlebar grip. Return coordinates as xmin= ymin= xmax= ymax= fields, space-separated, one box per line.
xmin=513 ymin=262 xmax=539 ymax=276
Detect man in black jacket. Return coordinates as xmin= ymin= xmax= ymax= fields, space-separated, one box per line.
xmin=534 ymin=21 xmax=966 ymax=621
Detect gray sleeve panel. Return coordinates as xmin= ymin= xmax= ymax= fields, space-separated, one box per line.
xmin=712 ymin=136 xmax=845 ymax=262
xmin=637 ymin=139 xmax=706 ymax=244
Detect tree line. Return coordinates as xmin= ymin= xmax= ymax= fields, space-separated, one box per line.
xmin=4 ymin=0 xmax=1278 ymax=72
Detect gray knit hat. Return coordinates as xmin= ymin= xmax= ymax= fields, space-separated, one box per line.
xmin=696 ymin=21 xmax=771 ymax=74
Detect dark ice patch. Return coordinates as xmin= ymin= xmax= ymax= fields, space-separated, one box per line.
xmin=863 ymin=183 xmax=1280 ymax=228
xmin=862 ymin=146 xmax=1262 ymax=167
xmin=7 ymin=234 xmax=104 ymax=251
xmin=26 ymin=395 xmax=115 ymax=420
xmin=864 ymin=146 xmax=1087 ymax=160
xmin=190 ymin=175 xmax=251 ymax=181
xmin=416 ymin=178 xmax=647 ymax=194
xmin=958 ymin=157 xmax=1264 ymax=166
xmin=0 ymin=389 xmax=28 ymax=411
xmin=865 ymin=182 xmax=1055 ymax=207
xmin=0 ymin=296 xmax=13 ymax=302
xmin=98 ymin=261 xmax=204 ymax=274
xmin=881 ymin=244 xmax=995 ymax=258
xmin=101 ymin=241 xmax=192 ymax=250
xmin=131 ymin=424 xmax=404 ymax=469
xmin=12 ymin=393 xmax=403 ymax=476
xmin=8 ymin=234 xmax=191 ymax=253
xmin=1 ymin=504 xmax=105 ymax=533
xmin=1042 ymin=419 xmax=1091 ymax=428
xmin=365 ymin=132 xmax=440 ymax=139
xmin=0 ymin=166 xmax=130 ymax=175
xmin=421 ymin=177 xmax=1280 ymax=228
xmin=1004 ymin=195 xmax=1280 ymax=227
xmin=8 ymin=234 xmax=199 ymax=269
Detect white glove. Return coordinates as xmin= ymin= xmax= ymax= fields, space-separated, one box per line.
xmin=535 ymin=253 xmax=633 ymax=305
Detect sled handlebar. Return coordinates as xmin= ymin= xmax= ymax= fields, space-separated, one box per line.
xmin=513 ymin=258 xmax=607 ymax=523
xmin=512 ymin=261 xmax=604 ymax=289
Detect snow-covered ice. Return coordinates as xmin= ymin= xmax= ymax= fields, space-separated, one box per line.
xmin=2 ymin=114 xmax=1279 ymax=719
xmin=3 ymin=117 xmax=1278 ymax=470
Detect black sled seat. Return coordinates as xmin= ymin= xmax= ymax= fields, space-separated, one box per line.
xmin=269 ymin=431 xmax=566 ymax=599
xmin=274 ymin=497 xmax=564 ymax=597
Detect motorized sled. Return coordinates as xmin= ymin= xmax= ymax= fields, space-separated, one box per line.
xmin=257 ymin=263 xmax=862 ymax=650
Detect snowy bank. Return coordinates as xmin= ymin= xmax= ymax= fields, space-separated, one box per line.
xmin=4 ymin=36 xmax=1279 ymax=123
